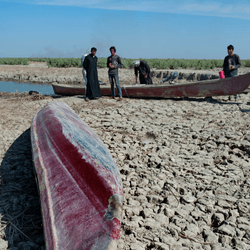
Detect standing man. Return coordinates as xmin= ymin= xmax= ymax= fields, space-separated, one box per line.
xmin=223 ymin=44 xmax=241 ymax=100
xmin=133 ymin=60 xmax=153 ymax=85
xmin=83 ymin=47 xmax=101 ymax=101
xmin=107 ymin=46 xmax=123 ymax=100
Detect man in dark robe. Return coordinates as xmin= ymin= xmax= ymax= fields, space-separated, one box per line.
xmin=83 ymin=47 xmax=101 ymax=101
xmin=133 ymin=60 xmax=153 ymax=85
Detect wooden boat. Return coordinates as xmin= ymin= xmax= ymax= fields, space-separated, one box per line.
xmin=52 ymin=72 xmax=250 ymax=98
xmin=31 ymin=102 xmax=123 ymax=250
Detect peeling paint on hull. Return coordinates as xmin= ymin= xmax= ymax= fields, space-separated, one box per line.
xmin=31 ymin=102 xmax=123 ymax=250
xmin=52 ymin=73 xmax=250 ymax=98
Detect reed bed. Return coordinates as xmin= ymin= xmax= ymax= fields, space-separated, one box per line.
xmin=1 ymin=58 xmax=250 ymax=69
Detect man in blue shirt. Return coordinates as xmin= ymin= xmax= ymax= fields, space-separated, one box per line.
xmin=223 ymin=45 xmax=241 ymax=100
xmin=107 ymin=46 xmax=123 ymax=101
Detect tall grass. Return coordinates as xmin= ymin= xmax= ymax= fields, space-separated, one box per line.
xmin=0 ymin=58 xmax=29 ymax=65
xmin=0 ymin=58 xmax=250 ymax=69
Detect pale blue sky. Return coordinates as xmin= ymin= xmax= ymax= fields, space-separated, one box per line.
xmin=1 ymin=0 xmax=250 ymax=59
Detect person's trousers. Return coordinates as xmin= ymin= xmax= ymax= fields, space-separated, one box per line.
xmin=109 ymin=74 xmax=122 ymax=98
xmin=225 ymin=74 xmax=237 ymax=99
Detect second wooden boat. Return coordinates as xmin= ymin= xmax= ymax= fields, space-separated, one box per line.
xmin=52 ymin=72 xmax=250 ymax=98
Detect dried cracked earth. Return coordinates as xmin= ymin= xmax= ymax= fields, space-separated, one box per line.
xmin=0 ymin=64 xmax=250 ymax=250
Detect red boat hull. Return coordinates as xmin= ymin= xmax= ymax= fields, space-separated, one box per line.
xmin=52 ymin=73 xmax=250 ymax=98
xmin=31 ymin=102 xmax=123 ymax=250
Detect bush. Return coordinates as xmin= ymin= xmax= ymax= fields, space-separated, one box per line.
xmin=245 ymin=60 xmax=250 ymax=67
xmin=148 ymin=59 xmax=169 ymax=69
xmin=215 ymin=60 xmax=224 ymax=67
xmin=194 ymin=60 xmax=202 ymax=70
xmin=201 ymin=60 xmax=212 ymax=69
xmin=97 ymin=58 xmax=107 ymax=68
xmin=169 ymin=60 xmax=179 ymax=69
xmin=121 ymin=58 xmax=133 ymax=68
xmin=179 ymin=59 xmax=189 ymax=69
xmin=0 ymin=58 xmax=29 ymax=65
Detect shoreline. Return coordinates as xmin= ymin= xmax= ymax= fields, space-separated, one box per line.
xmin=1 ymin=63 xmax=250 ymax=86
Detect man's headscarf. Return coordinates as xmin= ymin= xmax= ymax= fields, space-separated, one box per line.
xmin=133 ymin=60 xmax=140 ymax=67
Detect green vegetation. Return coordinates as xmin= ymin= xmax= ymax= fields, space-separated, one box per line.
xmin=0 ymin=58 xmax=29 ymax=65
xmin=1 ymin=57 xmax=250 ymax=70
xmin=45 ymin=58 xmax=81 ymax=68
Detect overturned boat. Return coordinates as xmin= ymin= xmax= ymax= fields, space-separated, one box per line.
xmin=31 ymin=102 xmax=123 ymax=250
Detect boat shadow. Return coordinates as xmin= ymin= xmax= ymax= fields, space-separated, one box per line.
xmin=239 ymin=109 xmax=250 ymax=113
xmin=117 ymin=95 xmax=243 ymax=105
xmin=51 ymin=94 xmax=86 ymax=99
xmin=162 ymin=96 xmax=250 ymax=113
xmin=173 ymin=97 xmax=231 ymax=104
xmin=0 ymin=128 xmax=44 ymax=248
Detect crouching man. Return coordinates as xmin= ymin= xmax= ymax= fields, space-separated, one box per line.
xmin=133 ymin=60 xmax=153 ymax=85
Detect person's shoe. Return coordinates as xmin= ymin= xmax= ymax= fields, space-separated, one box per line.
xmin=228 ymin=96 xmax=231 ymax=101
xmin=204 ymin=96 xmax=213 ymax=102
xmin=118 ymin=97 xmax=123 ymax=101
xmin=110 ymin=96 xmax=115 ymax=99
xmin=85 ymin=97 xmax=90 ymax=102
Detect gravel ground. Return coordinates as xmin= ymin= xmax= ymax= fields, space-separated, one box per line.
xmin=1 ymin=89 xmax=250 ymax=250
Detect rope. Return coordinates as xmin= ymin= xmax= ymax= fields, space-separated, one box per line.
xmin=123 ymin=86 xmax=130 ymax=98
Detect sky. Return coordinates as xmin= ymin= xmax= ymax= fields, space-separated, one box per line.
xmin=1 ymin=0 xmax=250 ymax=59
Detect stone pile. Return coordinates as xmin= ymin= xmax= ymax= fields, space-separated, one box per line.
xmin=0 ymin=92 xmax=250 ymax=250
